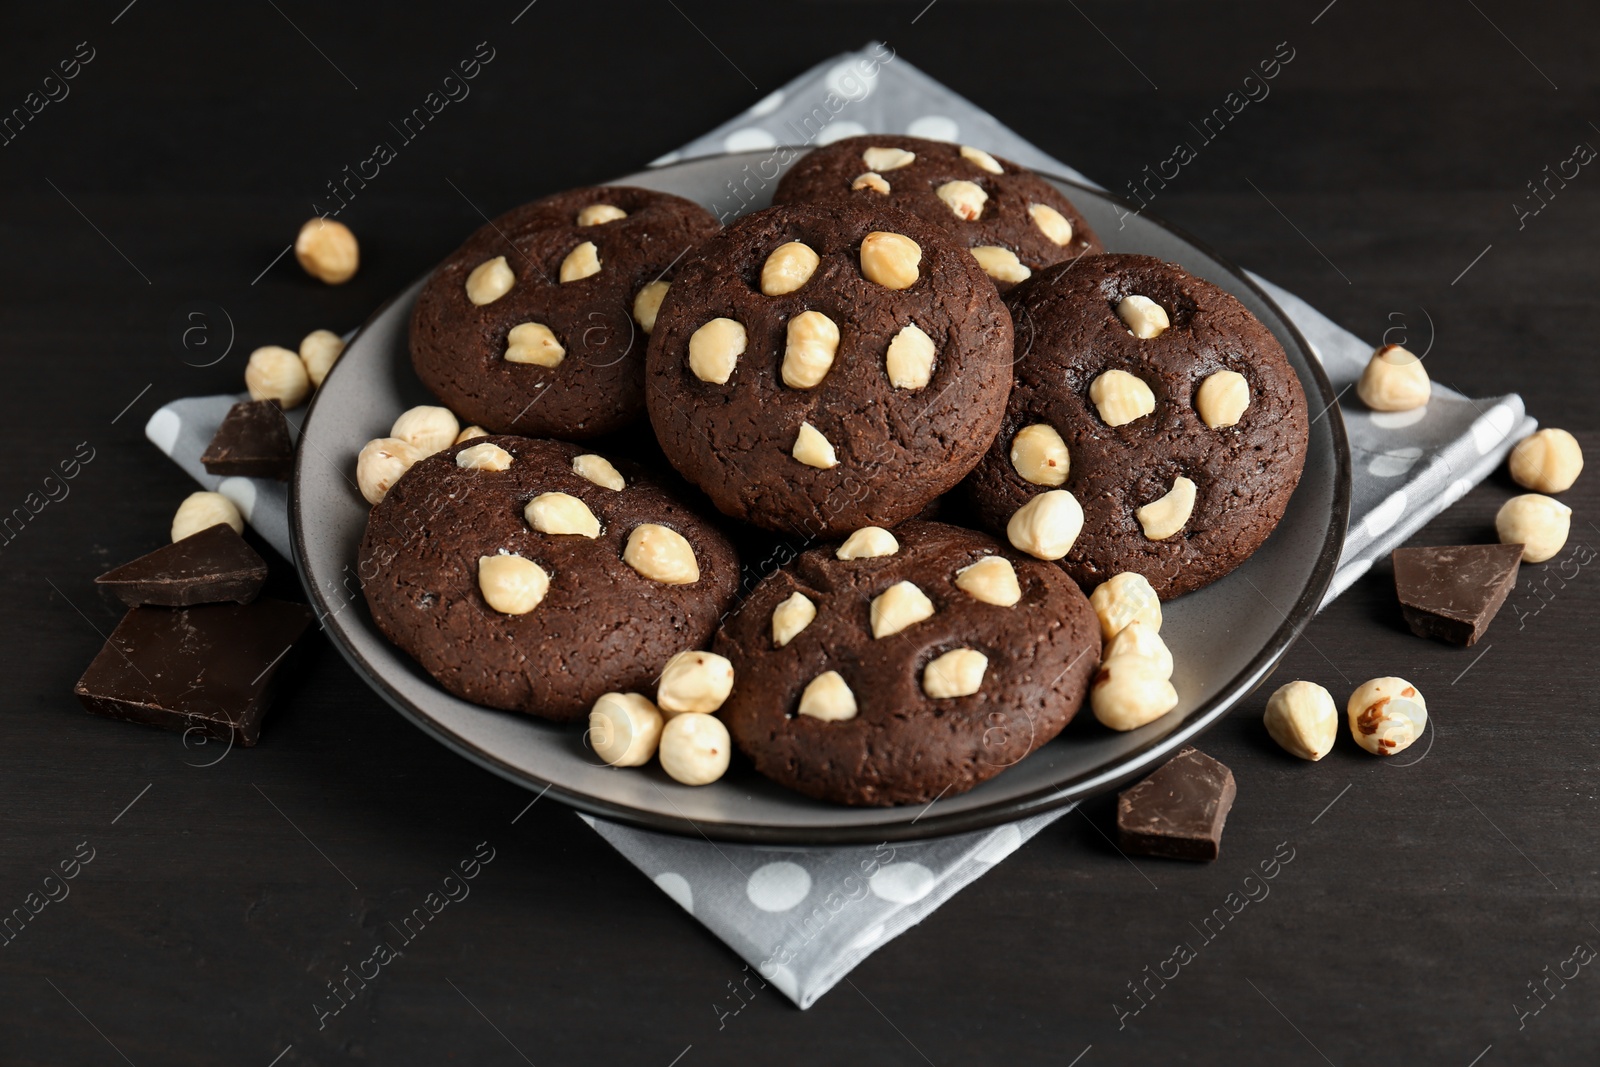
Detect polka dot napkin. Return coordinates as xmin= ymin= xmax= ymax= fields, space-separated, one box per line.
xmin=146 ymin=44 xmax=1531 ymax=1011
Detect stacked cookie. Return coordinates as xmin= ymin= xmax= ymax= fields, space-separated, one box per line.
xmin=356 ymin=139 xmax=1310 ymax=807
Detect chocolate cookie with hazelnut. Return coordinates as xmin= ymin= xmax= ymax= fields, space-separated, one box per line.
xmin=712 ymin=521 xmax=1099 ymax=806
xmin=774 ymin=135 xmax=1102 ymax=292
xmin=964 ymin=254 xmax=1309 ymax=599
xmin=644 ymin=199 xmax=1014 ymax=537
xmin=359 ymin=436 xmax=739 ymax=722
xmin=410 ymin=186 xmax=720 ymax=439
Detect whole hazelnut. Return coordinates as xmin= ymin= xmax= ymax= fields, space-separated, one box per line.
xmin=294 ymin=218 xmax=359 ymax=284
xmin=1495 ymin=493 xmax=1572 ymax=563
xmin=1508 ymin=429 xmax=1582 ymax=494
xmin=1263 ymin=680 xmax=1338 ymax=761
xmin=1356 ymin=344 xmax=1430 ymax=412
xmin=245 ymin=346 xmax=310 ymax=409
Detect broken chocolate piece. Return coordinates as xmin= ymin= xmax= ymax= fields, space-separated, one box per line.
xmin=1117 ymin=746 xmax=1236 ymax=861
xmin=73 ymin=600 xmax=314 ymax=745
xmin=1393 ymin=543 xmax=1522 ymax=647
xmin=95 ymin=523 xmax=268 ymax=607
xmin=201 ymin=399 xmax=294 ymax=479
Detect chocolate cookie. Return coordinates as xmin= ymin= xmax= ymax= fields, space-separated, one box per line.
xmin=713 ymin=521 xmax=1099 ymax=806
xmin=410 ymin=186 xmax=719 ymax=439
xmin=644 ymin=200 xmax=1014 ymax=538
xmin=773 ymin=135 xmax=1102 ymax=292
xmin=965 ymin=254 xmax=1309 ymax=599
xmin=359 ymin=436 xmax=739 ymax=721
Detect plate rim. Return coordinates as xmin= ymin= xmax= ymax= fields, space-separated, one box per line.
xmin=291 ymin=153 xmax=1352 ymax=844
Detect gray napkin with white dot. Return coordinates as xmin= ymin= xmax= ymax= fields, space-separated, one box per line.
xmin=147 ymin=44 xmax=1532 ymax=1010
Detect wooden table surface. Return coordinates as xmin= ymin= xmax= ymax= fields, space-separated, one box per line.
xmin=2 ymin=2 xmax=1596 ymax=1063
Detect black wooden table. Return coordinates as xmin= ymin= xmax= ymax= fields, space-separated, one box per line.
xmin=3 ymin=2 xmax=1596 ymax=1063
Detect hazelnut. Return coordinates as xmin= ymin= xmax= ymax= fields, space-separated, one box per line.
xmin=959 ymin=145 xmax=1003 ymax=174
xmin=1496 ymin=493 xmax=1572 ymax=563
xmin=524 ymin=492 xmax=600 ymax=539
xmin=1006 ymin=489 xmax=1083 ymax=560
xmin=935 ymin=180 xmax=987 ymax=221
xmin=577 ymin=203 xmax=627 ymax=226
xmin=1356 ymin=344 xmax=1430 ymax=411
xmin=465 ymin=256 xmax=514 ymax=305
xmin=771 ymin=591 xmax=817 ymax=647
xmin=760 ymin=241 xmax=820 ymax=296
xmin=851 ymin=172 xmax=890 ymax=194
xmin=632 ymin=280 xmax=670 ymax=335
xmin=1136 ymin=476 xmax=1197 ymax=541
xmin=885 ymin=323 xmax=936 ymax=390
xmin=782 ymin=310 xmax=840 ymax=388
xmin=658 ymin=713 xmax=731 ymax=785
xmin=623 ymin=523 xmax=700 ymax=584
xmin=172 ymin=490 xmax=243 ymax=542
xmin=1103 ymin=620 xmax=1171 ymax=673
xmin=504 ymin=322 xmax=565 ymax=367
xmin=970 ymin=246 xmax=1031 ymax=285
xmin=1009 ymin=423 xmax=1069 ymax=486
xmin=836 ymin=526 xmax=898 ymax=560
xmin=1028 ymin=203 xmax=1074 ymax=246
xmin=1089 ymin=369 xmax=1156 ymax=427
xmin=656 ymin=650 xmax=735 ymax=715
xmin=688 ymin=317 xmax=745 ymax=384
xmin=559 ymin=240 xmax=602 ymax=283
xmin=1092 ymin=660 xmax=1179 ymax=732
xmin=860 ymin=231 xmax=921 ymax=290
xmin=1263 ymin=680 xmax=1337 ymax=761
xmin=245 ymin=346 xmax=310 ymax=409
xmin=870 ymin=580 xmax=936 ymax=639
xmin=390 ymin=405 xmax=460 ymax=456
xmin=798 ymin=670 xmax=857 ymax=722
xmin=954 ymin=556 xmax=1021 ymax=607
xmin=1196 ymin=370 xmax=1250 ymax=429
xmin=454 ymin=425 xmax=490 ymax=445
xmin=791 ymin=422 xmax=838 ymax=469
xmin=477 ymin=553 xmax=550 ymax=615
xmin=923 ymin=648 xmax=988 ymax=699
xmin=455 ymin=442 xmax=513 ymax=471
xmin=1116 ymin=295 xmax=1170 ymax=339
xmin=356 ymin=437 xmax=422 ymax=505
xmin=588 ymin=692 xmax=662 ymax=767
xmin=572 ymin=453 xmax=625 ymax=491
xmin=294 ymin=218 xmax=359 ymax=284
xmin=861 ymin=146 xmax=915 ymax=171
xmin=1346 ymin=676 xmax=1428 ymax=756
xmin=1091 ymin=622 xmax=1178 ymax=731
xmin=298 ymin=329 xmax=346 ymax=389
xmin=1509 ymin=429 xmax=1583 ymax=493
xmin=1088 ymin=572 xmax=1162 ymax=640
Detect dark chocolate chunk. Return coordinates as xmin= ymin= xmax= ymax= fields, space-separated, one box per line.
xmin=1117 ymin=747 xmax=1236 ymax=861
xmin=73 ymin=600 xmax=314 ymax=745
xmin=1393 ymin=543 xmax=1522 ymax=647
xmin=201 ymin=399 xmax=294 ymax=479
xmin=95 ymin=523 xmax=267 ymax=607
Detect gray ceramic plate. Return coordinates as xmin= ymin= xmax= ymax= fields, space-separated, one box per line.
xmin=291 ymin=150 xmax=1350 ymax=844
